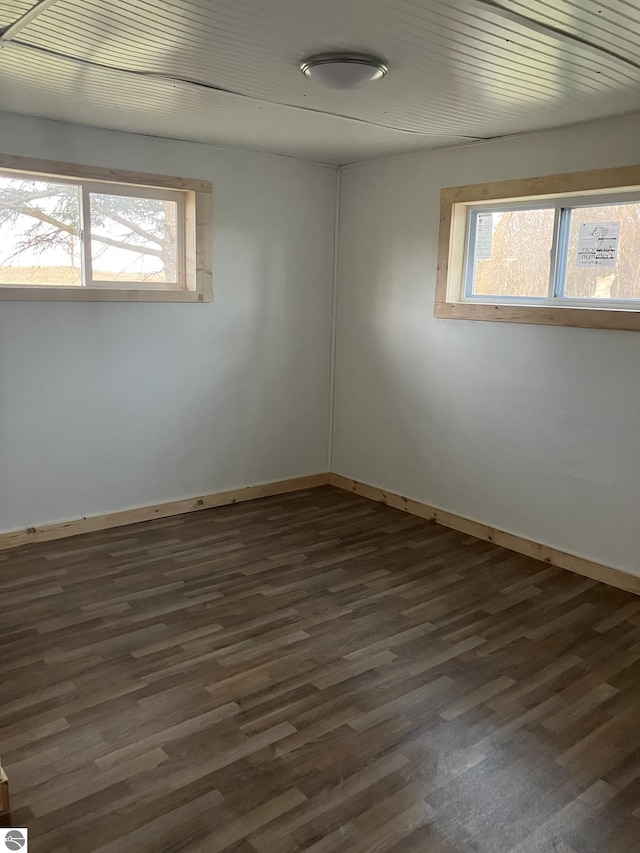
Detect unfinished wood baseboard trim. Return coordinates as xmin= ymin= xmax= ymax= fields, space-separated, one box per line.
xmin=329 ymin=473 xmax=640 ymax=596
xmin=0 ymin=474 xmax=330 ymax=552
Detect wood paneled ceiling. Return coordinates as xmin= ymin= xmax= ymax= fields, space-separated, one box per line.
xmin=1 ymin=0 xmax=639 ymax=164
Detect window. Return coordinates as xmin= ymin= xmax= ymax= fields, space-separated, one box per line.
xmin=0 ymin=154 xmax=212 ymax=302
xmin=435 ymin=165 xmax=640 ymax=331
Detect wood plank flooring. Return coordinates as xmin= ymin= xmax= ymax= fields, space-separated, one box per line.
xmin=1 ymin=485 xmax=640 ymax=852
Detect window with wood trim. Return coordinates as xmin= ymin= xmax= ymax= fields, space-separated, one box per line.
xmin=435 ymin=165 xmax=640 ymax=331
xmin=0 ymin=155 xmax=212 ymax=302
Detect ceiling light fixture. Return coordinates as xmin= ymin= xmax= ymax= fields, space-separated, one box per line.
xmin=300 ymin=53 xmax=388 ymax=90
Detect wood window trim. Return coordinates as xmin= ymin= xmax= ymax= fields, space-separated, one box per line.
xmin=435 ymin=164 xmax=640 ymax=332
xmin=0 ymin=153 xmax=213 ymax=303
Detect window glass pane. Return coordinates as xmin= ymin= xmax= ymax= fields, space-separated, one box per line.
xmin=563 ymin=202 xmax=640 ymax=300
xmin=0 ymin=175 xmax=81 ymax=285
xmin=89 ymin=193 xmax=178 ymax=284
xmin=470 ymin=208 xmax=555 ymax=299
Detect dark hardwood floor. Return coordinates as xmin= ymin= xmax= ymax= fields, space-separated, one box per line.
xmin=2 ymin=485 xmax=640 ymax=852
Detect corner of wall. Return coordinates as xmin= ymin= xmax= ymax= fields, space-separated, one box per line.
xmin=327 ymin=165 xmax=343 ymax=472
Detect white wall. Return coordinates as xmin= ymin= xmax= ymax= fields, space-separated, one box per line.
xmin=0 ymin=114 xmax=336 ymax=532
xmin=4 ymin=110 xmax=640 ymax=576
xmin=333 ymin=114 xmax=640 ymax=575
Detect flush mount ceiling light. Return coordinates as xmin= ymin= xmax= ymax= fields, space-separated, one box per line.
xmin=300 ymin=53 xmax=388 ymax=89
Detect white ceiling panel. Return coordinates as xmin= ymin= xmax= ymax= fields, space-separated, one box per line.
xmin=0 ymin=0 xmax=33 ymax=28
xmin=1 ymin=0 xmax=640 ymax=163
xmin=497 ymin=0 xmax=640 ymax=62
xmin=0 ymin=42 xmax=467 ymax=164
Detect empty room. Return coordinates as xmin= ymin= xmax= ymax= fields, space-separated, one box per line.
xmin=1 ymin=1 xmax=640 ymax=851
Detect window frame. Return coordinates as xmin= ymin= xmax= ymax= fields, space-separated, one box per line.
xmin=435 ymin=164 xmax=640 ymax=331
xmin=0 ymin=153 xmax=212 ymax=303
xmin=82 ymin=182 xmax=187 ymax=291
xmin=463 ymin=199 xmax=557 ymax=305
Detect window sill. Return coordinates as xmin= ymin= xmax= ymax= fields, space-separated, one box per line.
xmin=434 ymin=301 xmax=640 ymax=331
xmin=0 ymin=287 xmax=212 ymax=303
